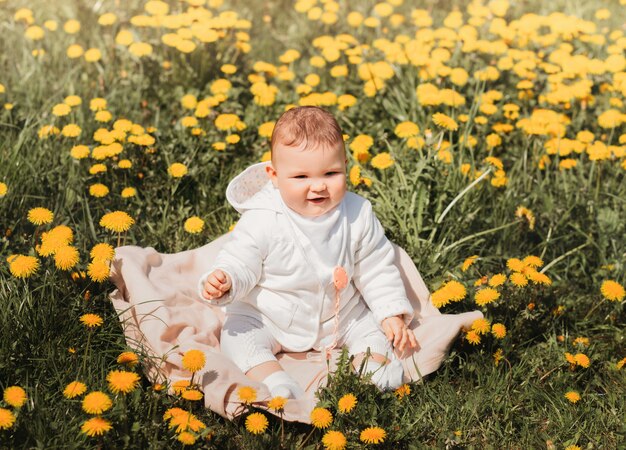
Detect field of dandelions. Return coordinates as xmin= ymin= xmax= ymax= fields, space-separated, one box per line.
xmin=1 ymin=0 xmax=625 ymax=448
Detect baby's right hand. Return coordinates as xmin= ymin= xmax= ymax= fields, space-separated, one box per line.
xmin=202 ymin=269 xmax=232 ymax=301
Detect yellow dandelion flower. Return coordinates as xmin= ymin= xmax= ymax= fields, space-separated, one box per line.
xmin=522 ymin=255 xmax=544 ymax=268
xmin=107 ymin=370 xmax=140 ymax=394
xmin=116 ymin=351 xmax=139 ymax=367
xmin=337 ymin=393 xmax=357 ymax=413
xmin=87 ymin=260 xmax=110 ymax=282
xmin=488 ymin=273 xmax=506 ymax=287
xmin=177 ymin=431 xmax=196 ymax=445
xmin=80 ymin=313 xmax=103 ymax=328
xmin=120 ymin=187 xmax=135 ymax=198
xmin=184 ymin=216 xmax=205 ymax=233
xmin=564 ymin=391 xmax=580 ymax=403
xmin=27 ymin=207 xmax=54 ymax=225
xmin=82 ymin=391 xmax=112 ymax=414
xmin=52 ymin=103 xmax=71 ymax=116
xmin=600 ymin=280 xmax=625 ymax=302
xmin=506 ymin=258 xmax=525 ymax=272
xmin=3 ymin=386 xmax=27 ymax=408
xmin=465 ymin=330 xmax=481 ymax=345
xmin=81 ymin=417 xmax=112 ymax=437
xmin=574 ymin=353 xmax=590 ymax=368
xmin=100 ymin=211 xmax=135 ymax=232
xmin=360 ymin=426 xmax=386 ymax=444
xmin=471 ymin=318 xmax=491 ymax=335
xmin=461 ymin=255 xmax=478 ymax=272
xmin=572 ymin=337 xmax=589 ymax=347
xmin=510 ymin=272 xmax=528 ymax=287
xmin=394 ymin=121 xmax=420 ymax=138
xmin=0 ymin=408 xmax=16 ymax=430
xmin=171 ymin=380 xmax=191 ymax=395
xmin=267 ymin=396 xmax=287 ymax=411
xmin=395 ymin=383 xmax=411 ymax=398
xmin=564 ymin=445 xmax=581 ymax=450
xmin=0 ymin=182 xmax=7 ymax=197
xmin=526 ymin=270 xmax=551 ymax=286
xmin=181 ymin=389 xmax=203 ymax=401
xmin=491 ymin=323 xmax=507 ymax=339
xmin=9 ymin=255 xmax=40 ymax=278
xmin=322 ymin=430 xmax=347 ymax=450
xmin=61 ymin=124 xmax=81 ymax=137
xmin=245 ymin=412 xmax=268 ymax=434
xmin=63 ymin=381 xmax=87 ymax=399
xmin=90 ymin=243 xmax=115 ymax=261
xmin=493 ymin=348 xmax=503 ymax=366
xmin=89 ymin=183 xmax=109 ymax=197
xmin=474 ymin=287 xmax=500 ymax=306
xmin=237 ymin=385 xmax=257 ymax=403
xmin=616 ymin=357 xmax=626 ymax=370
xmin=564 ymin=352 xmax=576 ymax=365
xmin=168 ymin=163 xmax=188 ymax=178
xmin=310 ymin=407 xmax=333 ymax=428
xmin=54 ymin=245 xmax=80 ymax=271
xmin=432 ymin=112 xmax=458 ymax=131
xmin=182 ymin=349 xmax=206 ymax=373
xmin=431 ymin=280 xmax=467 ymax=308
xmin=371 ymin=152 xmax=394 ymax=170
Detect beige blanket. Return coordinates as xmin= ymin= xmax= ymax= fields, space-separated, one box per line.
xmin=109 ymin=234 xmax=482 ymax=423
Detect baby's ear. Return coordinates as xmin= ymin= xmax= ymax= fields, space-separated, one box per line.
xmin=265 ymin=163 xmax=278 ymax=187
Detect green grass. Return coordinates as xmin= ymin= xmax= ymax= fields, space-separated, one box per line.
xmin=1 ymin=0 xmax=625 ymax=448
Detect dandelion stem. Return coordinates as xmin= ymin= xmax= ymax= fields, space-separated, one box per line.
xmin=436 ymin=168 xmax=492 ymax=224
xmin=439 ymin=220 xmax=519 ymax=257
xmin=583 ymin=297 xmax=606 ymax=321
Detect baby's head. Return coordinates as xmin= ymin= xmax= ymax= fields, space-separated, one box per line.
xmin=266 ymin=106 xmax=347 ymax=217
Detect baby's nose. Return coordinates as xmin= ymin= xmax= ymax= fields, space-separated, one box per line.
xmin=311 ymin=180 xmax=327 ymax=191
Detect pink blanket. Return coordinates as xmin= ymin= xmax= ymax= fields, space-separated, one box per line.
xmin=109 ymin=234 xmax=482 ymax=423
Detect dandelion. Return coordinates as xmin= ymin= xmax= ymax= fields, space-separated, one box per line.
xmin=80 ymin=313 xmax=103 ymax=328
xmin=527 ymin=270 xmax=551 ymax=285
xmin=322 ymin=430 xmax=347 ymax=450
xmin=177 ymin=431 xmax=196 ymax=445
xmin=63 ymin=381 xmax=87 ymax=398
xmin=245 ymin=412 xmax=268 ymax=434
xmin=3 ymin=386 xmax=27 ymax=408
xmin=506 ymin=258 xmax=525 ymax=272
xmin=370 ymin=152 xmax=394 ymax=169
xmin=310 ymin=407 xmax=333 ymax=428
xmin=574 ymin=353 xmax=590 ymax=368
xmin=181 ymin=389 xmax=203 ymax=401
xmin=337 ymin=393 xmax=357 ymax=413
xmin=181 ymin=349 xmax=205 ymax=373
xmin=471 ymin=318 xmax=491 ymax=335
xmin=488 ymin=274 xmax=506 ymax=287
xmin=0 ymin=182 xmax=7 ymax=197
xmin=432 ymin=112 xmax=458 ymax=131
xmin=54 ymin=245 xmax=80 ymax=270
xmin=100 ymin=211 xmax=135 ymax=233
xmin=430 ymin=280 xmax=467 ymax=308
xmin=465 ymin=330 xmax=481 ymax=345
xmin=90 ymin=243 xmax=115 ymax=261
xmin=184 ymin=216 xmax=205 ymax=233
xmin=117 ymin=351 xmax=139 ymax=367
xmin=8 ymin=255 xmax=40 ymax=278
xmin=82 ymin=391 xmax=112 ymax=414
xmin=395 ymin=384 xmax=411 ymax=398
xmin=600 ymin=280 xmax=625 ymax=302
xmin=267 ymin=396 xmax=287 ymax=411
xmin=461 ymin=255 xmax=478 ymax=271
xmin=564 ymin=446 xmax=581 ymax=450
xmin=523 ymin=255 xmax=543 ymax=268
xmin=27 ymin=207 xmax=54 ymax=225
xmin=168 ymin=163 xmax=188 ymax=177
xmin=510 ymin=272 xmax=528 ymax=287
xmin=89 ymin=183 xmax=109 ymax=197
xmin=107 ymin=370 xmax=140 ymax=394
xmin=491 ymin=323 xmax=507 ymax=339
xmin=87 ymin=260 xmax=110 ymax=282
xmin=81 ymin=417 xmax=112 ymax=437
xmin=474 ymin=287 xmax=500 ymax=306
xmin=0 ymin=408 xmax=16 ymax=430
xmin=237 ymin=385 xmax=257 ymax=403
xmin=360 ymin=426 xmax=386 ymax=444
xmin=564 ymin=391 xmax=580 ymax=403
xmin=616 ymin=357 xmax=626 ymax=370
xmin=493 ymin=349 xmax=503 ymax=366
xmin=52 ymin=103 xmax=71 ymax=116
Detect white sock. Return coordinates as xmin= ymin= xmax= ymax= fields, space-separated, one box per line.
xmin=363 ymin=359 xmax=404 ymax=390
xmin=263 ymin=371 xmax=305 ymax=399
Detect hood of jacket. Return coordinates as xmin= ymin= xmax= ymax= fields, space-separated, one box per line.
xmin=225 ymin=162 xmax=282 ymax=214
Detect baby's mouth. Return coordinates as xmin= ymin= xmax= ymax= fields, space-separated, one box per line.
xmin=308 ymin=197 xmax=327 ymax=204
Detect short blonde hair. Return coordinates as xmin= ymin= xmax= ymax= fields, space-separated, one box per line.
xmin=270 ymin=106 xmax=344 ymax=157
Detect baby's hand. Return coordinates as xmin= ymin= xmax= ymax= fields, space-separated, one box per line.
xmin=202 ymin=269 xmax=232 ymax=301
xmin=381 ymin=315 xmax=418 ymax=353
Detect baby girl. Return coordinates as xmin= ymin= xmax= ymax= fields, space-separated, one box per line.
xmin=199 ymin=106 xmax=417 ymax=399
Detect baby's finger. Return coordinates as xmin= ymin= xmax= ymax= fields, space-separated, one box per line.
xmin=407 ymin=329 xmax=418 ymax=348
xmin=397 ymin=330 xmax=409 ymax=351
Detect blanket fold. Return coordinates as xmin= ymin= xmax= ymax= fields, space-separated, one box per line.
xmin=109 ymin=234 xmax=482 ymax=423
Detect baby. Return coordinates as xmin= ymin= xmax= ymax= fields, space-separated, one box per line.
xmin=199 ymin=106 xmax=417 ymax=399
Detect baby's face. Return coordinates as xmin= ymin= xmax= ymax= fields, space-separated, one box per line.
xmin=266 ymin=140 xmax=347 ymax=217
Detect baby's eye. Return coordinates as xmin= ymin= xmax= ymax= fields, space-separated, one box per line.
xmin=325 ymin=172 xmax=339 ymax=176
xmin=293 ymin=175 xmax=308 ymax=179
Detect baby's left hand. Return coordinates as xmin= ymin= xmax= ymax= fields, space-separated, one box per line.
xmin=381 ymin=316 xmax=418 ymax=352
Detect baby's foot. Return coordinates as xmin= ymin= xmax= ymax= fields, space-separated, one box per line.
xmin=364 ymin=359 xmax=404 ymax=390
xmin=263 ymin=371 xmax=305 ymax=399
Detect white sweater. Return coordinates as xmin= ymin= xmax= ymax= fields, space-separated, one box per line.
xmin=198 ymin=162 xmax=413 ymax=352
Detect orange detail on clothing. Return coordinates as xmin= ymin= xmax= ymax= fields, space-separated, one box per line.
xmin=326 ymin=266 xmax=348 ymax=360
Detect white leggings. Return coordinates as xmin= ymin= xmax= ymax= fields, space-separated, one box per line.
xmin=220 ymin=308 xmax=395 ymax=374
